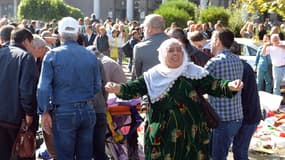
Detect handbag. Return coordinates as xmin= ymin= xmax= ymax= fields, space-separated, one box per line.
xmin=12 ymin=119 xmax=36 ymax=158
xmin=196 ymin=89 xmax=220 ymax=129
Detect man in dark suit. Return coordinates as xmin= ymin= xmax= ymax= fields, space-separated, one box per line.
xmin=84 ymin=25 xmax=97 ymax=46
xmin=132 ymin=14 xmax=169 ymax=78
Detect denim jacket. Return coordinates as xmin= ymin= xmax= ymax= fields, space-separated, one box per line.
xmin=37 ymin=41 xmax=101 ymax=114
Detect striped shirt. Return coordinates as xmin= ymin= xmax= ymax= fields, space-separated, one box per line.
xmin=204 ymin=50 xmax=244 ymax=121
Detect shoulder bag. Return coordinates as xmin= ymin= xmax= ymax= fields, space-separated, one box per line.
xmin=196 ymin=89 xmax=220 ymax=129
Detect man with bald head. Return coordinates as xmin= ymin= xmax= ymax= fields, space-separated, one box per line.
xmin=262 ymin=33 xmax=285 ymax=95
xmin=132 ymin=14 xmax=169 ymax=78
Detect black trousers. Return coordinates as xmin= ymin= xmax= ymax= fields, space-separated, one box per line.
xmin=0 ymin=125 xmax=19 ymax=160
xmin=0 ymin=125 xmax=36 ymax=160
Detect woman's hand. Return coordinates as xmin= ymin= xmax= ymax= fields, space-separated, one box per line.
xmin=228 ymin=79 xmax=243 ymax=91
xmin=105 ymin=82 xmax=120 ymax=95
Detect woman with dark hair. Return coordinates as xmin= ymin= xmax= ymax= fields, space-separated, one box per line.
xmin=167 ymin=27 xmax=210 ymax=67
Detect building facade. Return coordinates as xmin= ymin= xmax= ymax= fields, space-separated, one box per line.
xmin=64 ymin=0 xmax=163 ymax=22
xmin=0 ymin=0 xmax=16 ymax=19
xmin=0 ymin=0 xmax=233 ymax=22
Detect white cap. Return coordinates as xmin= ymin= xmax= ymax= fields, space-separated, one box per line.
xmin=58 ymin=17 xmax=79 ymax=34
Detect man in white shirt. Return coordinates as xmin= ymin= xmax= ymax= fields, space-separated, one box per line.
xmin=262 ymin=34 xmax=285 ymax=95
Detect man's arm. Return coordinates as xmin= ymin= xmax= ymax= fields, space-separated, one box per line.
xmin=20 ymin=53 xmax=38 ymax=126
xmin=133 ymin=45 xmax=142 ymax=78
xmin=276 ymin=42 xmax=285 ymax=49
xmin=93 ymin=58 xmax=102 ymax=95
xmin=37 ymin=53 xmax=54 ymax=114
xmin=261 ymin=43 xmax=270 ymax=56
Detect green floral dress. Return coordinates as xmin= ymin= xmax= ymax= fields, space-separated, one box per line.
xmin=118 ymin=75 xmax=234 ymax=160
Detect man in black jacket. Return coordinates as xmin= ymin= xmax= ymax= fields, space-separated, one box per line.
xmin=84 ymin=25 xmax=97 ymax=46
xmin=0 ymin=28 xmax=37 ymax=159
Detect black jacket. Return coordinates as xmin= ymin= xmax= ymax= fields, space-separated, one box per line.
xmin=0 ymin=44 xmax=37 ymax=127
xmin=241 ymin=60 xmax=262 ymax=124
xmin=84 ymin=32 xmax=97 ymax=46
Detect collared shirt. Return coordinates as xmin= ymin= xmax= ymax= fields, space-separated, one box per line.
xmin=37 ymin=41 xmax=101 ymax=114
xmin=204 ymin=49 xmax=244 ymax=121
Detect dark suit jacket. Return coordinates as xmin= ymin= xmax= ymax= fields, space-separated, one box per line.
xmin=84 ymin=32 xmax=97 ymax=46
xmin=133 ymin=33 xmax=169 ymax=78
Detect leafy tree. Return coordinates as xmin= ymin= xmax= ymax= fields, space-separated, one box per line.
xmin=18 ymin=0 xmax=84 ymax=22
xmin=161 ymin=0 xmax=197 ymax=20
xmin=154 ymin=0 xmax=197 ymax=28
xmin=154 ymin=7 xmax=190 ymax=28
xmin=227 ymin=3 xmax=246 ymax=37
xmin=241 ymin=0 xmax=285 ymax=18
xmin=199 ymin=6 xmax=230 ymax=27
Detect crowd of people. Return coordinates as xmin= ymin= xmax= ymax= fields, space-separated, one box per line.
xmin=0 ymin=12 xmax=284 ymax=160
xmin=240 ymin=19 xmax=285 ymax=95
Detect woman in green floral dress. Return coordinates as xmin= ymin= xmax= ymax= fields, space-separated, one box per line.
xmin=105 ymin=38 xmax=243 ymax=160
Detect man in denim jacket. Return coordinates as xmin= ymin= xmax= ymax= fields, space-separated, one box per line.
xmin=37 ymin=17 xmax=101 ymax=160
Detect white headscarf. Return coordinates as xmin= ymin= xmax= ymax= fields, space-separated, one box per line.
xmin=143 ymin=38 xmax=209 ymax=103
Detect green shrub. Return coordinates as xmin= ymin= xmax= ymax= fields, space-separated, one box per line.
xmin=161 ymin=0 xmax=196 ymax=20
xmin=154 ymin=0 xmax=197 ymax=28
xmin=18 ymin=0 xmax=83 ymax=22
xmin=154 ymin=7 xmax=190 ymax=29
xmin=227 ymin=6 xmax=245 ymax=37
xmin=199 ymin=6 xmax=230 ymax=27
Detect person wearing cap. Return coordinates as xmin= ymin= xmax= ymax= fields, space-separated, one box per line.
xmin=37 ymin=16 xmax=102 ymax=159
xmin=0 ymin=28 xmax=37 ymax=159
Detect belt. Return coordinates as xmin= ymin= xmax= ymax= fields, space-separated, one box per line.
xmin=275 ymin=64 xmax=285 ymax=68
xmin=55 ymin=100 xmax=94 ymax=108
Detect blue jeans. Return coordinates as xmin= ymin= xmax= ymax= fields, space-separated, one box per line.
xmin=52 ymin=104 xmax=96 ymax=160
xmin=256 ymin=68 xmax=272 ymax=93
xmin=232 ymin=122 xmax=259 ymax=160
xmin=211 ymin=120 xmax=242 ymax=160
xmin=272 ymin=66 xmax=285 ymax=95
xmin=93 ymin=113 xmax=107 ymax=160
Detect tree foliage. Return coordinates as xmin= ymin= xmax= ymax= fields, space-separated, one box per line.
xmin=227 ymin=4 xmax=245 ymax=37
xmin=199 ymin=6 xmax=230 ymax=27
xmin=241 ymin=0 xmax=285 ymax=18
xmin=18 ymin=0 xmax=84 ymax=21
xmin=154 ymin=0 xmax=197 ymax=28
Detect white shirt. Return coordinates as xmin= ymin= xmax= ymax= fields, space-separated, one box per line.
xmin=266 ymin=42 xmax=285 ymax=67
